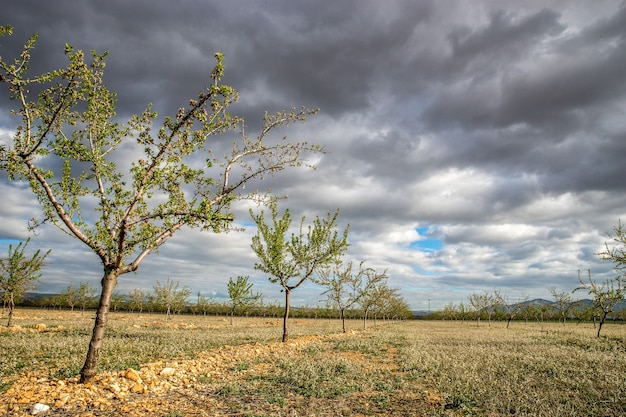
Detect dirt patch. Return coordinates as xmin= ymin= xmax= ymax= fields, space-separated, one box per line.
xmin=1 ymin=333 xmax=445 ymax=416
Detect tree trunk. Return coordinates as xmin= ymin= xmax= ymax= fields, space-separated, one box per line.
xmin=282 ymin=289 xmax=290 ymax=342
xmin=80 ymin=268 xmax=118 ymax=383
xmin=341 ymin=308 xmax=346 ymax=333
xmin=597 ymin=312 xmax=607 ymax=338
xmin=6 ymin=293 xmax=15 ymax=327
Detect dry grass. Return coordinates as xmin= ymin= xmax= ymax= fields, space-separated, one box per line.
xmin=395 ymin=321 xmax=626 ymax=416
xmin=1 ymin=309 xmax=625 ymax=416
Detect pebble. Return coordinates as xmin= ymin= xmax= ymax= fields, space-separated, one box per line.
xmin=30 ymin=403 xmax=50 ymax=415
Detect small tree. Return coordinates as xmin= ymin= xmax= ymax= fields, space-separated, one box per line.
xmin=110 ymin=291 xmax=127 ymax=312
xmin=468 ymin=292 xmax=496 ymax=327
xmin=77 ymin=282 xmax=97 ymax=312
xmin=62 ymin=285 xmax=79 ymax=311
xmin=360 ymin=281 xmax=393 ymax=330
xmin=575 ymin=270 xmax=624 ymax=337
xmin=227 ymin=275 xmax=261 ymax=324
xmin=599 ymin=220 xmax=626 ymax=281
xmin=0 ymin=238 xmax=50 ymax=326
xmin=549 ymin=288 xmax=573 ymax=326
xmin=128 ymin=288 xmax=149 ymax=314
xmin=250 ymin=203 xmax=349 ymax=342
xmin=0 ymin=27 xmax=322 ymax=382
xmin=153 ymin=278 xmax=191 ymax=320
xmin=494 ymin=290 xmax=529 ymax=328
xmin=192 ymin=293 xmax=215 ymax=316
xmin=317 ymin=261 xmax=387 ymax=333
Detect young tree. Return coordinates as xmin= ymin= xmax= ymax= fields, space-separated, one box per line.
xmin=0 ymin=28 xmax=322 ymax=382
xmin=77 ymin=282 xmax=97 ymax=312
xmin=227 ymin=275 xmax=261 ymax=325
xmin=192 ymin=293 xmax=215 ymax=316
xmin=0 ymin=238 xmax=50 ymax=326
xmin=128 ymin=288 xmax=149 ymax=314
xmin=62 ymin=284 xmax=79 ymax=311
xmin=468 ymin=292 xmax=493 ymax=327
xmin=575 ymin=270 xmax=624 ymax=337
xmin=360 ymin=281 xmax=393 ymax=330
xmin=549 ymin=288 xmax=573 ymax=326
xmin=153 ymin=278 xmax=192 ymax=320
xmin=317 ymin=261 xmax=387 ymax=333
xmin=599 ymin=220 xmax=626 ymax=281
xmin=494 ymin=290 xmax=529 ymax=328
xmin=110 ymin=291 xmax=127 ymax=312
xmin=250 ymin=203 xmax=349 ymax=342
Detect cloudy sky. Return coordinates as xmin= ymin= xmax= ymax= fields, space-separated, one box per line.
xmin=1 ymin=0 xmax=625 ymax=310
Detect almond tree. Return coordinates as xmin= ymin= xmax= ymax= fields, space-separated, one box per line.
xmin=0 ymin=238 xmax=50 ymax=326
xmin=360 ymin=280 xmax=393 ymax=330
xmin=549 ymin=288 xmax=573 ymax=326
xmin=599 ymin=220 xmax=626 ymax=281
xmin=227 ymin=275 xmax=261 ymax=324
xmin=153 ymin=277 xmax=191 ymax=319
xmin=250 ymin=202 xmax=349 ymax=342
xmin=494 ymin=290 xmax=529 ymax=328
xmin=575 ymin=269 xmax=624 ymax=337
xmin=0 ymin=27 xmax=322 ymax=382
xmin=317 ymin=261 xmax=387 ymax=333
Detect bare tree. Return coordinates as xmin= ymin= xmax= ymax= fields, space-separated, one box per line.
xmin=575 ymin=270 xmax=624 ymax=337
xmin=468 ymin=292 xmax=496 ymax=327
xmin=549 ymin=288 xmax=573 ymax=326
xmin=318 ymin=261 xmax=387 ymax=333
xmin=153 ymin=278 xmax=191 ymax=320
xmin=494 ymin=290 xmax=529 ymax=328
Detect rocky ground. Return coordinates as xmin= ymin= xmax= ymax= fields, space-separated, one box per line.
xmin=1 ymin=327 xmax=446 ymax=417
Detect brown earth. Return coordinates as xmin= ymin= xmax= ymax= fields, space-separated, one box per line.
xmin=1 ymin=331 xmax=447 ymax=417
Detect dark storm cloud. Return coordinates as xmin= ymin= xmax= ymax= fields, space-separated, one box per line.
xmin=1 ymin=1 xmax=625 ymax=308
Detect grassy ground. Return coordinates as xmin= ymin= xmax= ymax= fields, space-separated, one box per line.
xmin=1 ymin=309 xmax=625 ymax=416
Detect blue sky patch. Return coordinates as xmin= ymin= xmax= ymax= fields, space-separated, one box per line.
xmin=410 ymin=226 xmax=444 ymax=253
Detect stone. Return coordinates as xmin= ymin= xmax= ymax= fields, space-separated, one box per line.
xmin=159 ymin=367 xmax=176 ymax=376
xmin=30 ymin=403 xmax=50 ymax=415
xmin=130 ymin=383 xmax=145 ymax=394
xmin=124 ymin=368 xmax=142 ymax=383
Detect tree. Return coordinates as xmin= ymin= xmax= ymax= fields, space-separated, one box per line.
xmin=110 ymin=291 xmax=127 ymax=312
xmin=0 ymin=28 xmax=322 ymax=382
xmin=549 ymin=288 xmax=573 ymax=326
xmin=468 ymin=292 xmax=496 ymax=327
xmin=128 ymin=288 xmax=149 ymax=314
xmin=494 ymin=290 xmax=529 ymax=328
xmin=77 ymin=282 xmax=97 ymax=312
xmin=153 ymin=278 xmax=192 ymax=319
xmin=62 ymin=284 xmax=79 ymax=311
xmin=575 ymin=270 xmax=624 ymax=337
xmin=599 ymin=220 xmax=626 ymax=281
xmin=317 ymin=261 xmax=387 ymax=333
xmin=227 ymin=275 xmax=261 ymax=324
xmin=360 ymin=281 xmax=394 ymax=330
xmin=0 ymin=238 xmax=50 ymax=326
xmin=250 ymin=202 xmax=349 ymax=342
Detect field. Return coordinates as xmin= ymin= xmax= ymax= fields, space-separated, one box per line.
xmin=1 ymin=309 xmax=625 ymax=416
